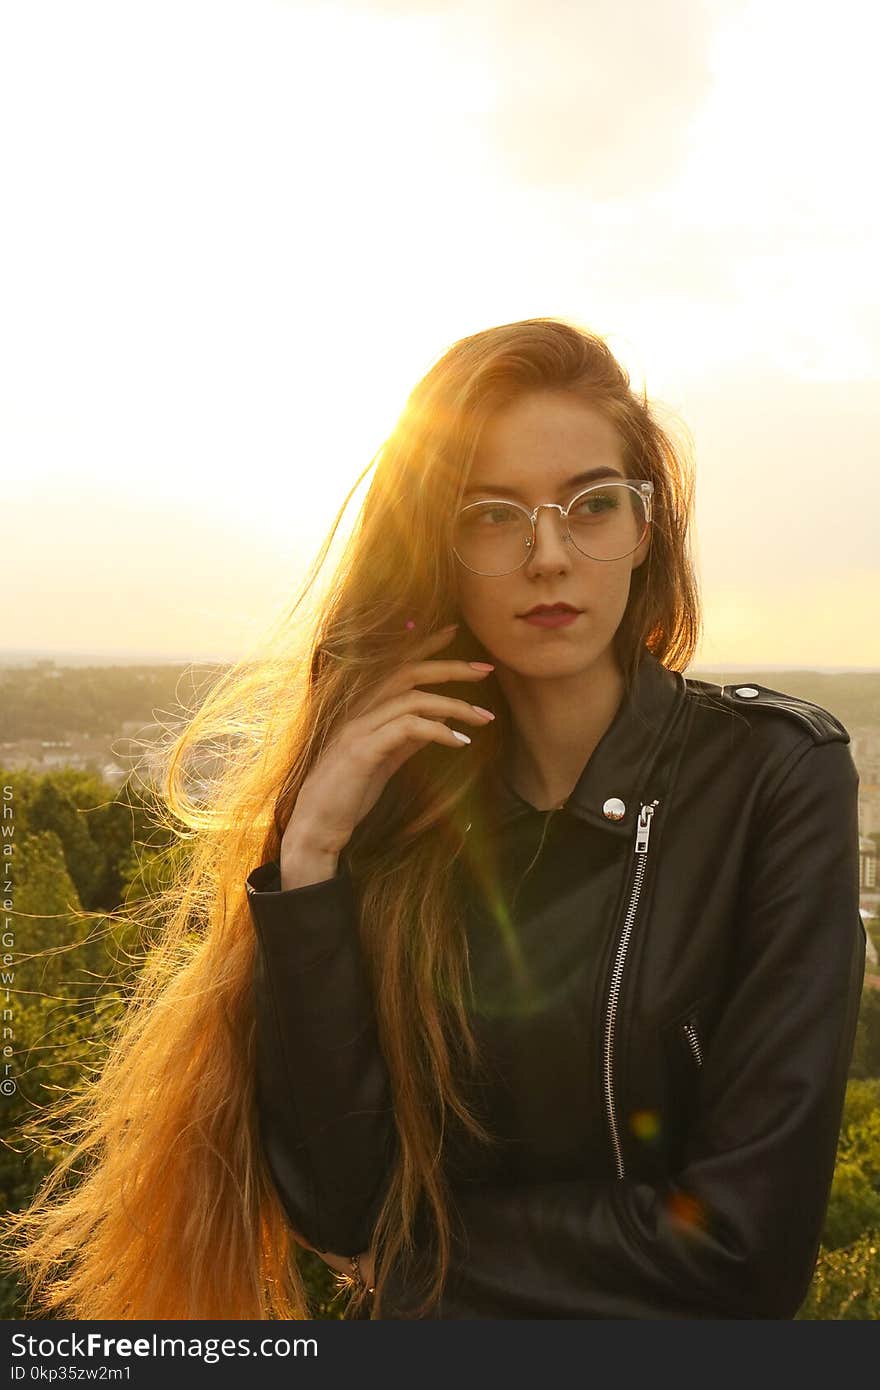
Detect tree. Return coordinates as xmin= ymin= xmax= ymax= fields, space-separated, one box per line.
xmin=851 ymin=987 xmax=880 ymax=1079
xmin=798 ymin=1079 xmax=880 ymax=1318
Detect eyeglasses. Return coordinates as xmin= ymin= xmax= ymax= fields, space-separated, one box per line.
xmin=452 ymin=479 xmax=654 ymax=577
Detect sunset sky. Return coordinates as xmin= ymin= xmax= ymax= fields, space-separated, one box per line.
xmin=5 ymin=0 xmax=879 ymax=670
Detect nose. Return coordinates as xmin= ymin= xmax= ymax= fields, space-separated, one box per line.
xmin=526 ymin=504 xmax=573 ymax=571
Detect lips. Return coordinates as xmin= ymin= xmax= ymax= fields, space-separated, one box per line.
xmin=520 ymin=604 xmax=580 ymax=617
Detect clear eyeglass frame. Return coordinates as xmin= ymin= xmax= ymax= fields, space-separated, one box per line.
xmin=451 ymin=478 xmax=655 ymax=576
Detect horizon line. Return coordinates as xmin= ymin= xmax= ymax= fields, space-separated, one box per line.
xmin=2 ymin=646 xmax=879 ymax=675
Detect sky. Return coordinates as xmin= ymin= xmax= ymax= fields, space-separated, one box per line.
xmin=4 ymin=0 xmax=879 ymax=670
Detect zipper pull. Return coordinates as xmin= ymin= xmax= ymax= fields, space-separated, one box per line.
xmin=682 ymin=1018 xmax=703 ymax=1067
xmin=635 ymin=800 xmax=659 ymax=854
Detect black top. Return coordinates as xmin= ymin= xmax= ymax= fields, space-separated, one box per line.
xmin=442 ymin=803 xmax=621 ymax=1187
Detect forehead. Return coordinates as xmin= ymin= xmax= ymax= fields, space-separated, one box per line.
xmin=469 ymin=391 xmax=620 ymax=472
xmin=466 ymin=392 xmax=625 ymax=494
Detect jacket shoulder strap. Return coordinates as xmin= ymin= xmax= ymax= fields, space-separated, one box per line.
xmin=713 ymin=680 xmax=851 ymax=745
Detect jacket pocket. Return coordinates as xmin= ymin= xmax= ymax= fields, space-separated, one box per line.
xmin=658 ymin=998 xmax=708 ymax=1169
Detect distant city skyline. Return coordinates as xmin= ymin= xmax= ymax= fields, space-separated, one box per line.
xmin=2 ymin=647 xmax=878 ymax=676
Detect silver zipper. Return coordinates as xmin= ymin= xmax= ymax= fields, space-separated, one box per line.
xmin=682 ymin=1018 xmax=703 ymax=1067
xmin=602 ymin=799 xmax=659 ymax=1181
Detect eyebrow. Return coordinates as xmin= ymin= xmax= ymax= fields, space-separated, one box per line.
xmin=462 ymin=466 xmax=624 ymax=499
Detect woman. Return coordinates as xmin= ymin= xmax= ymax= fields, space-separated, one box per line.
xmin=246 ymin=319 xmax=865 ymax=1319
xmin=4 ymin=317 xmax=865 ymax=1320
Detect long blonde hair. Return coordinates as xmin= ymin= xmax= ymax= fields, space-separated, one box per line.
xmin=2 ymin=316 xmax=701 ymax=1318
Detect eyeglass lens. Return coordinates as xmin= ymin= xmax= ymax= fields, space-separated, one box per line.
xmin=453 ymin=482 xmax=648 ymax=576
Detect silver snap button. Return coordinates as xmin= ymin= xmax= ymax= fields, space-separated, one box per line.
xmin=603 ymin=797 xmax=626 ymax=821
xmin=734 ymin=686 xmax=760 ymax=698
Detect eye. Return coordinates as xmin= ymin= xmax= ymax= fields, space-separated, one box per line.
xmin=472 ymin=503 xmax=522 ymax=526
xmin=571 ymin=489 xmax=619 ymax=517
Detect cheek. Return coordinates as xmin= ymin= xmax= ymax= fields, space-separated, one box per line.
xmin=593 ymin=558 xmax=635 ymax=597
xmin=595 ymin=569 xmax=638 ymax=628
xmin=456 ymin=571 xmax=487 ymax=611
xmin=456 ymin=581 xmax=510 ymax=639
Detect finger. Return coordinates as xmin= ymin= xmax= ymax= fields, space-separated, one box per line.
xmin=404 ymin=659 xmax=494 ymax=686
xmin=349 ymin=661 xmax=492 ymax=731
xmin=356 ymin=713 xmax=475 ymax=769
xmin=406 ymin=626 xmax=459 ymax=660
xmin=358 ymin=689 xmax=494 ymax=737
xmin=415 ymin=622 xmax=459 ymax=647
xmin=347 ymin=626 xmax=461 ymax=720
xmin=288 ymin=1225 xmax=318 ymax=1252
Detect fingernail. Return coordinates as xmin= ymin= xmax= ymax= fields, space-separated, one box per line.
xmin=471 ymin=705 xmax=495 ymax=719
xmin=468 ymin=661 xmax=494 ymax=671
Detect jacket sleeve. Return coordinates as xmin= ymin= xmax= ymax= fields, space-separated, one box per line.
xmin=247 ymin=858 xmax=397 ymax=1255
xmin=385 ymin=737 xmax=866 ymax=1320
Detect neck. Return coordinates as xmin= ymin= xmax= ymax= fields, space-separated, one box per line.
xmin=497 ymin=646 xmax=628 ymax=811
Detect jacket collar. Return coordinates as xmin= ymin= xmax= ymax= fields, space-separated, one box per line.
xmin=481 ymin=647 xmax=686 ymax=841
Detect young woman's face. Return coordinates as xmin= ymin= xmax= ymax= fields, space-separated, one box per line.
xmin=452 ymin=391 xmax=650 ymax=676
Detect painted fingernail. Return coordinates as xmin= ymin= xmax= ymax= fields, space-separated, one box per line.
xmin=468 ymin=662 xmax=494 ymax=671
xmin=452 ymin=730 xmax=471 ymax=743
xmin=471 ymin=706 xmax=495 ymax=719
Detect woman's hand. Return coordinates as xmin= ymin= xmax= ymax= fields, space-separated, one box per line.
xmin=280 ymin=622 xmax=496 ymax=863
xmin=287 ymin=1225 xmax=376 ymax=1288
xmin=318 ymin=1248 xmax=376 ymax=1288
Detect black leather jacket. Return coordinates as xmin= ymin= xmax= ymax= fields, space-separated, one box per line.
xmin=246 ymin=649 xmax=866 ymax=1319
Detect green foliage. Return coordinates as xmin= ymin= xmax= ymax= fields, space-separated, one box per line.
xmin=797 ymin=1234 xmax=880 ymax=1319
xmin=851 ymin=986 xmax=880 ymax=1079
xmin=0 ymin=764 xmax=335 ymax=1321
xmin=0 ymin=817 xmax=125 ymax=1318
xmin=28 ymin=780 xmax=104 ymax=905
xmin=297 ymin=1251 xmax=356 ymax=1320
xmin=797 ymin=1078 xmax=880 ymax=1317
xmin=825 ymin=1079 xmax=880 ymax=1247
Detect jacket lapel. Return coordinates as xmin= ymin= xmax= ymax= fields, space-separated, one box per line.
xmin=480 ymin=647 xmax=686 ymax=841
